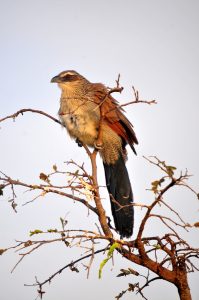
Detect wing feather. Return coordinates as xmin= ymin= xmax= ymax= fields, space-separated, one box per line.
xmin=90 ymin=83 xmax=138 ymax=151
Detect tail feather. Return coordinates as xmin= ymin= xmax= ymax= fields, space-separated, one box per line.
xmin=103 ymin=155 xmax=134 ymax=238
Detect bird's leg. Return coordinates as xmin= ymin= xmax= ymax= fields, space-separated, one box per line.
xmin=94 ymin=114 xmax=104 ymax=150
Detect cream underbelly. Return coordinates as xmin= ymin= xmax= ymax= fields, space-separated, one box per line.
xmin=60 ymin=113 xmax=98 ymax=146
xmin=59 ymin=96 xmax=122 ymax=164
xmin=59 ymin=96 xmax=100 ymax=146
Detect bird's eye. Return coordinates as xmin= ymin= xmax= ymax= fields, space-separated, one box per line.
xmin=62 ymin=74 xmax=71 ymax=81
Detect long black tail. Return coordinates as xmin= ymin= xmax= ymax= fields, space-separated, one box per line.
xmin=103 ymin=155 xmax=134 ymax=238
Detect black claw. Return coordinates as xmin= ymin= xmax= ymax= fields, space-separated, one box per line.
xmin=75 ymin=138 xmax=83 ymax=147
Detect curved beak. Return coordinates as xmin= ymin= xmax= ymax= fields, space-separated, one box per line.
xmin=51 ymin=75 xmax=61 ymax=83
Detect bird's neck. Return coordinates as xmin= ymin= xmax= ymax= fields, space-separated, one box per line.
xmin=59 ymin=81 xmax=89 ymax=100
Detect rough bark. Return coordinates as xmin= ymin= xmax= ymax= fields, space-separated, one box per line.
xmin=175 ymin=258 xmax=192 ymax=300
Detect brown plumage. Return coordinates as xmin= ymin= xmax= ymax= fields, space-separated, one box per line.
xmin=51 ymin=70 xmax=138 ymax=238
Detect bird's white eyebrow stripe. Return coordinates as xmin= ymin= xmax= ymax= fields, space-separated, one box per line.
xmin=60 ymin=72 xmax=75 ymax=77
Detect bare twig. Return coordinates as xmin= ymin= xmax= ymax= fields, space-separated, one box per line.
xmin=0 ymin=109 xmax=61 ymax=125
xmin=24 ymin=247 xmax=107 ymax=289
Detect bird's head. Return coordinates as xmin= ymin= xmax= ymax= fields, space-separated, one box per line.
xmin=51 ymin=70 xmax=88 ymax=91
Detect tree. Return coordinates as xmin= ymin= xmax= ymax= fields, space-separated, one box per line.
xmin=0 ymin=81 xmax=198 ymax=300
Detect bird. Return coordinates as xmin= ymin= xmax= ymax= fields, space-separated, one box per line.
xmin=51 ymin=70 xmax=138 ymax=238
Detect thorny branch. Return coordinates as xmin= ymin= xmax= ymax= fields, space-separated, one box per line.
xmin=0 ymin=79 xmax=198 ymax=300
xmin=0 ymin=108 xmax=61 ymax=125
xmin=1 ymin=156 xmax=199 ymax=300
xmin=0 ymin=166 xmax=97 ymax=215
xmin=24 ymin=247 xmax=107 ymax=289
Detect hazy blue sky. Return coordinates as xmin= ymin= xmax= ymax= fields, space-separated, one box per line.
xmin=0 ymin=1 xmax=199 ymax=299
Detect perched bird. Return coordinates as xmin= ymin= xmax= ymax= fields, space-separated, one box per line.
xmin=51 ymin=70 xmax=138 ymax=238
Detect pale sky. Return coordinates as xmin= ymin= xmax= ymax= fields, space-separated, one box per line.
xmin=0 ymin=1 xmax=199 ymax=299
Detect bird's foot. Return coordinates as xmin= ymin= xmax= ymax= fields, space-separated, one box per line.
xmin=94 ymin=142 xmax=103 ymax=150
xmin=75 ymin=138 xmax=83 ymax=147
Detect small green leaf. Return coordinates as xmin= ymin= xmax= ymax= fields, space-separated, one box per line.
xmin=60 ymin=217 xmax=68 ymax=229
xmin=166 ymin=165 xmax=176 ymax=177
xmin=47 ymin=229 xmax=58 ymax=233
xmin=117 ymin=269 xmax=131 ymax=277
xmin=152 ymin=243 xmax=161 ymax=249
xmin=151 ymin=180 xmax=159 ymax=194
xmin=99 ymin=243 xmax=120 ymax=279
xmin=151 ymin=177 xmax=165 ymax=194
xmin=128 ymin=268 xmax=139 ymax=276
xmin=168 ymin=166 xmax=176 ymax=170
xmin=29 ymin=229 xmax=43 ymax=236
xmin=98 ymin=257 xmax=109 ymax=279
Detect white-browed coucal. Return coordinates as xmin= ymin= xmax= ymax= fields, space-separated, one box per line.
xmin=51 ymin=70 xmax=138 ymax=238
